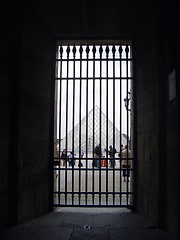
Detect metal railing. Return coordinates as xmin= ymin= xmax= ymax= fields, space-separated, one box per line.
xmin=54 ymin=41 xmax=134 ymax=207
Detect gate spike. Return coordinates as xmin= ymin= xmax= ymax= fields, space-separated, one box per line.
xmin=66 ymin=45 xmax=70 ymax=55
xmin=72 ymin=44 xmax=76 ymax=56
xmin=105 ymin=45 xmax=109 ymax=55
xmin=86 ymin=45 xmax=90 ymax=56
xmin=112 ymin=45 xmax=116 ymax=56
xmin=92 ymin=45 xmax=96 ymax=56
xmin=60 ymin=45 xmax=63 ymax=57
xmin=99 ymin=45 xmax=103 ymax=57
xmin=119 ymin=45 xmax=123 ymax=56
xmin=79 ymin=45 xmax=83 ymax=56
xmin=125 ymin=45 xmax=129 ymax=54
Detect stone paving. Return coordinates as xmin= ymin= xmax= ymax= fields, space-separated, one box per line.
xmin=0 ymin=208 xmax=173 ymax=240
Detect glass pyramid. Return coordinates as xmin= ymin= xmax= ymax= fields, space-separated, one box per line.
xmin=60 ymin=105 xmax=127 ymax=154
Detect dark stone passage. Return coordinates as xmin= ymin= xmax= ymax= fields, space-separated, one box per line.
xmin=0 ymin=1 xmax=179 ymax=239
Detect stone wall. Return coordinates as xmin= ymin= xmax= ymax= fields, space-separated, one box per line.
xmin=0 ymin=3 xmax=24 ymax=228
xmin=157 ymin=1 xmax=179 ymax=239
xmin=17 ymin=6 xmax=54 ymax=223
xmin=135 ymin=5 xmax=160 ymax=225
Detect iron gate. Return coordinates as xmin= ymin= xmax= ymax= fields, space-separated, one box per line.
xmin=53 ymin=40 xmax=134 ymax=207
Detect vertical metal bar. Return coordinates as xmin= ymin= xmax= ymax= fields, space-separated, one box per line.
xmin=65 ymin=45 xmax=70 ymax=205
xmin=92 ymin=45 xmax=96 ymax=205
xmin=58 ymin=45 xmax=63 ymax=205
xmin=79 ymin=45 xmax=83 ymax=205
xmin=54 ymin=46 xmax=59 ymax=206
xmin=85 ymin=45 xmax=90 ymax=205
xmin=72 ymin=44 xmax=76 ymax=205
xmin=125 ymin=45 xmax=129 ymax=205
xmin=131 ymin=42 xmax=136 ymax=209
xmin=99 ymin=45 xmax=103 ymax=205
xmin=119 ymin=45 xmax=123 ymax=205
xmin=129 ymin=48 xmax=134 ymax=207
xmin=105 ymin=45 xmax=109 ymax=205
xmin=112 ymin=45 xmax=116 ymax=205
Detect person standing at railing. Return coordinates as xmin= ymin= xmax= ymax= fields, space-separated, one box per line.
xmin=121 ymin=145 xmax=131 ymax=181
xmin=94 ymin=144 xmax=101 ymax=168
xmin=68 ymin=151 xmax=75 ymax=167
xmin=61 ymin=149 xmax=67 ymax=167
xmin=80 ymin=150 xmax=84 ymax=158
xmin=108 ymin=145 xmax=117 ymax=168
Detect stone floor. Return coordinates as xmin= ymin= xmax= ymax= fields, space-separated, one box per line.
xmin=0 ymin=207 xmax=173 ymax=240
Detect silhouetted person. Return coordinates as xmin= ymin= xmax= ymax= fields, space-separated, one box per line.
xmin=68 ymin=151 xmax=75 ymax=167
xmin=61 ymin=149 xmax=67 ymax=167
xmin=121 ymin=145 xmax=131 ymax=181
xmin=94 ymin=144 xmax=101 ymax=168
xmin=108 ymin=145 xmax=117 ymax=168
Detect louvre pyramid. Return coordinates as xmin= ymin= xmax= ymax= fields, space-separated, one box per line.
xmin=60 ymin=105 xmax=127 ymax=153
